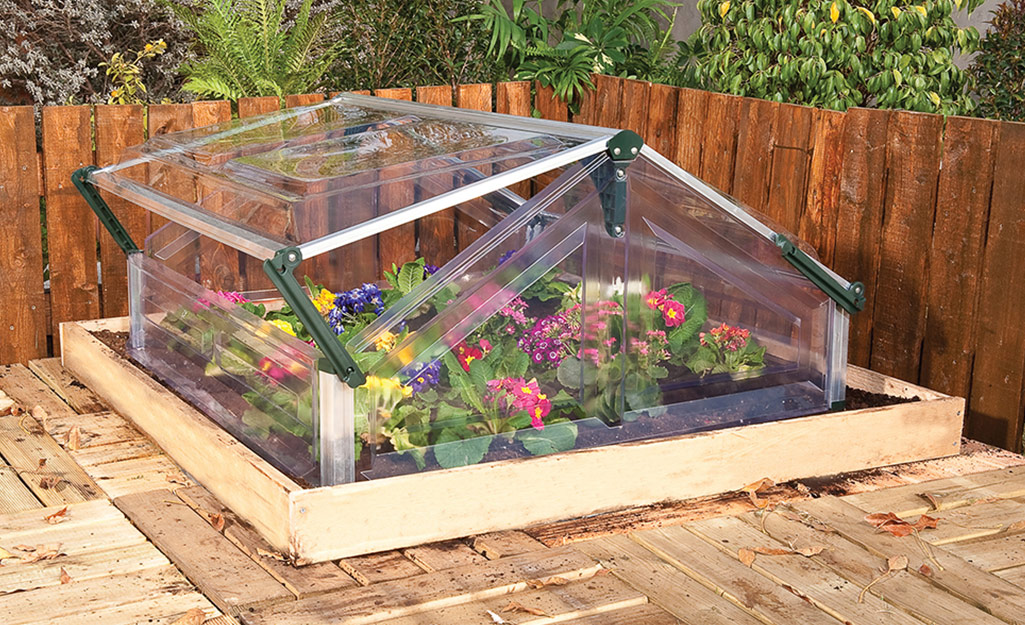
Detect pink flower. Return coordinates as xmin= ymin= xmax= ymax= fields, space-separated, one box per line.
xmin=661 ymin=300 xmax=687 ymax=327
xmin=217 ymin=290 xmax=250 ymax=304
xmin=479 ymin=339 xmax=492 ymax=352
xmin=645 ymin=289 xmax=669 ymax=310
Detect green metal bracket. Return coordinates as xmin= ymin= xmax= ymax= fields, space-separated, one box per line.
xmin=774 ymin=234 xmax=866 ymax=315
xmin=263 ymin=247 xmax=367 ymax=388
xmin=72 ymin=166 xmax=139 ymax=255
xmin=600 ymin=130 xmax=644 ymax=238
xmin=830 ymin=399 xmax=846 ymax=411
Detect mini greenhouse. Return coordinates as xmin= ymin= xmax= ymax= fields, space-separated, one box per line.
xmin=75 ymin=94 xmax=865 ymax=488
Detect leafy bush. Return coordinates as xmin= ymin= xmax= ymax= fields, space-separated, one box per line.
xmin=0 ymin=0 xmax=190 ymax=106
xmin=674 ymin=0 xmax=983 ymax=113
xmin=167 ymin=0 xmax=339 ymax=100
xmin=970 ymin=0 xmax=1025 ymax=120
xmin=470 ymin=0 xmax=678 ymax=108
xmin=100 ymin=40 xmax=169 ymax=105
xmin=328 ymin=0 xmax=498 ymax=92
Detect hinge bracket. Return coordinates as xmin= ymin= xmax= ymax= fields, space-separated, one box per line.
xmin=72 ymin=166 xmax=139 ymax=255
xmin=600 ymin=130 xmax=644 ymax=238
xmin=774 ymin=234 xmax=866 ymax=315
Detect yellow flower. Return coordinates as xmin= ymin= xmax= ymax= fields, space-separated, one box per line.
xmin=374 ymin=331 xmax=397 ymax=352
xmin=313 ymin=288 xmax=336 ymax=314
xmin=269 ymin=319 xmax=296 ymax=337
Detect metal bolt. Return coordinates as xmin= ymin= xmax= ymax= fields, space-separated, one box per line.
xmin=630 ymin=146 xmax=638 ymax=155
xmin=287 ymin=252 xmax=298 ymax=263
xmin=615 ymin=169 xmax=626 ymax=180
xmin=612 ymin=146 xmax=621 ymax=156
xmin=613 ymin=225 xmax=624 ymax=236
xmin=299 ymin=507 xmax=307 ymax=514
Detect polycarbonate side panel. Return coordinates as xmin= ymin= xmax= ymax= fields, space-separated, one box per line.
xmin=127 ymin=244 xmax=323 ymax=486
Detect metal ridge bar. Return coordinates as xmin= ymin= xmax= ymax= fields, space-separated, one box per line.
xmin=297 ymin=136 xmax=610 ymax=260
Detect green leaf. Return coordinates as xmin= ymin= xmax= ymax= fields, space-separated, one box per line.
xmin=433 ymin=429 xmax=492 ymax=469
xmin=518 ymin=421 xmax=578 ymax=456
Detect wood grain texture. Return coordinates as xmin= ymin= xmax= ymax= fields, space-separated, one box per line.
xmin=42 ymin=105 xmax=97 ymax=351
xmin=337 ymin=550 xmax=427 ymax=585
xmin=969 ymin=120 xmax=1025 ymax=452
xmin=730 ymin=97 xmax=779 ymax=213
xmin=644 ymin=83 xmax=679 ymax=160
xmin=0 ymin=463 xmax=40 ymax=513
xmin=414 ymin=85 xmax=457 ymax=267
xmin=535 ymin=83 xmax=569 ymax=122
xmin=699 ymin=93 xmax=741 ymax=194
xmin=374 ymin=87 xmax=413 ymax=101
xmin=0 ymin=106 xmax=48 ymax=362
xmin=496 ymin=82 xmax=531 ymax=117
xmin=472 ymin=530 xmax=546 ymax=559
xmin=842 ymin=466 xmax=1025 ymax=517
xmin=114 ymin=489 xmax=294 ymax=614
xmin=417 ymin=85 xmax=453 ymax=107
xmin=404 ymin=540 xmax=487 ymax=571
xmin=28 ymin=357 xmax=107 ymax=415
xmin=765 ymin=103 xmax=814 ymax=231
xmin=238 ymin=96 xmax=279 ymax=118
xmin=146 ymin=103 xmax=195 ymax=235
xmin=674 ymin=88 xmax=709 ymax=174
xmin=617 ymin=79 xmax=651 ymax=135
xmin=0 ymin=361 xmax=78 ymax=418
xmin=284 ymin=93 xmax=325 ymax=108
xmin=800 ymin=108 xmax=845 ymax=264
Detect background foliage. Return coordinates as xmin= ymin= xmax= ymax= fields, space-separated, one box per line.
xmin=970 ymin=0 xmax=1025 ymax=120
xmin=0 ymin=0 xmax=191 ymax=106
xmin=673 ymin=0 xmax=984 ymax=114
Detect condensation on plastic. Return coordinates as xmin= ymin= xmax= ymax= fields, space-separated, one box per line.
xmin=129 ymin=225 xmax=322 ymax=485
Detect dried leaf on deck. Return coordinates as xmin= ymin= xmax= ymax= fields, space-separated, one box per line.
xmin=31 ymin=405 xmax=49 ymax=432
xmin=170 ymin=608 xmax=206 ymax=625
xmin=919 ymin=492 xmax=943 ymax=511
xmin=742 ymin=477 xmax=775 ymax=508
xmin=502 ymin=601 xmax=549 ymax=616
xmin=257 ymin=548 xmax=285 ymax=561
xmin=525 ymin=575 xmax=569 ymax=589
xmin=59 ymin=567 xmax=72 ymax=584
xmin=858 ymin=554 xmax=908 ymax=602
xmin=37 ymin=458 xmax=47 ymax=470
xmin=207 ymin=513 xmax=225 ymax=532
xmin=65 ymin=426 xmax=81 ymax=451
xmin=865 ymin=512 xmax=939 ymax=537
xmin=738 ymin=548 xmax=756 ymax=566
xmin=1002 ymin=520 xmax=1025 ymax=533
xmin=39 ymin=475 xmax=63 ymax=489
xmin=19 ymin=543 xmax=65 ymax=563
xmin=794 ymin=545 xmax=826 ymax=557
xmin=740 ymin=545 xmax=825 ymax=564
xmin=0 ymin=546 xmax=14 ymax=560
xmin=918 ymin=564 xmax=933 ymax=577
xmin=44 ymin=506 xmax=69 ymax=524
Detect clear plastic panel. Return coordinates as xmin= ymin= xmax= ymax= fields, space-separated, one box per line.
xmin=128 ymin=230 xmax=322 ymax=485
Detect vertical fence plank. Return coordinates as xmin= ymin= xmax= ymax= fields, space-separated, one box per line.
xmin=617 ymin=79 xmax=651 ymax=135
xmin=869 ymin=111 xmax=943 ymax=382
xmin=284 ymin=93 xmax=325 ymax=108
xmin=800 ymin=108 xmax=845 ymax=264
xmin=731 ymin=98 xmax=778 ymax=214
xmin=590 ymin=75 xmax=623 ymax=129
xmin=765 ymin=103 xmax=814 ymax=233
xmin=0 ymin=106 xmax=47 ymax=362
xmin=534 ymin=83 xmax=568 ymax=122
xmin=968 ymin=121 xmax=1025 ymax=451
xmin=496 ymin=81 xmax=532 ymax=199
xmin=368 ymin=88 xmax=413 ymax=279
xmin=832 ymin=108 xmax=891 ymax=368
xmin=147 ymin=104 xmax=195 ymax=235
xmin=94 ymin=105 xmax=146 ymax=318
xmin=414 ymin=86 xmax=456 ymax=267
xmin=455 ymin=83 xmax=494 ymax=251
xmin=699 ymin=93 xmax=741 ymax=194
xmin=920 ymin=116 xmax=998 ymax=402
xmin=674 ymin=88 xmax=710 ymax=174
xmin=417 ymin=85 xmax=454 ymax=107
xmin=42 ymin=105 xmax=97 ymax=351
xmin=191 ymin=101 xmax=241 ymax=291
xmin=456 ymin=83 xmax=492 ymax=112
xmin=374 ymin=88 xmax=412 ymax=101
xmin=644 ymin=83 xmax=679 ymax=159
xmin=238 ymin=96 xmax=280 ymax=118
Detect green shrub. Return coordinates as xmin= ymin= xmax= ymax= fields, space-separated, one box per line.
xmin=674 ymin=0 xmax=984 ymax=113
xmin=167 ymin=0 xmax=339 ymax=100
xmin=470 ymin=0 xmax=678 ymax=109
xmin=970 ymin=0 xmax=1025 ymax=120
xmin=329 ymin=0 xmax=499 ymax=92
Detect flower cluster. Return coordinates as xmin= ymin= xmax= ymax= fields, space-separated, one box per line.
xmin=577 ymin=301 xmax=622 ymax=366
xmin=700 ymin=323 xmax=751 ymax=352
xmin=518 ymin=311 xmax=579 ymax=368
xmin=485 ymin=377 xmax=551 ymax=430
xmin=217 ymin=290 xmax=250 ymax=304
xmin=497 ymin=249 xmax=517 ymax=265
xmin=496 ymin=298 xmax=533 ymax=336
xmin=268 ymin=318 xmax=297 ymax=337
xmin=454 ymin=340 xmax=490 ymax=371
xmin=327 ymin=283 xmax=385 ymax=335
xmin=630 ymin=330 xmax=670 ymax=368
xmin=402 ymin=361 xmax=441 ymax=395
xmin=645 ymin=289 xmax=687 ymax=328
xmin=374 ymin=331 xmax=397 ymax=352
xmin=312 ymin=288 xmax=336 ymax=314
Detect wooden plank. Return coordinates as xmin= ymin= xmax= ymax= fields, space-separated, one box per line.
xmin=617 ymin=79 xmax=651 ymax=135
xmin=913 ymin=497 xmax=1025 ymax=545
xmin=404 ymin=540 xmax=487 ymax=571
xmin=685 ymin=515 xmax=925 ymax=625
xmin=0 ymin=541 xmax=168 ymax=595
xmin=114 ymin=489 xmax=294 ymax=614
xmin=535 ymin=83 xmax=569 ymax=122
xmin=1 ymin=512 xmax=146 ymax=557
xmin=455 ymin=82 xmax=495 ymax=250
xmin=673 ymin=88 xmax=709 ymax=175
xmin=60 ymin=318 xmax=298 ymax=552
xmin=238 ymin=96 xmax=280 ymax=118
xmin=0 ymin=412 xmax=102 ymax=505
xmin=591 ymin=75 xmax=624 ymax=129
xmin=496 ymin=82 xmax=533 ymax=197
xmin=27 ymin=357 xmax=107 ymax=414
xmin=765 ymin=103 xmax=814 ymax=232
xmin=374 ymin=87 xmax=412 ymax=101
xmin=413 ymin=85 xmax=457 ymax=267
xmin=747 ymin=507 xmax=1008 ymax=625
xmin=920 ymin=116 xmax=998 ymax=402
xmin=632 ymin=527 xmax=839 ymax=624
xmin=554 ymin=604 xmax=682 ymax=625
xmin=832 ymin=108 xmax=891 ymax=368
xmin=795 ymin=496 xmax=1025 ymax=624
xmin=241 ymin=546 xmax=602 ymax=625
xmin=45 ymin=411 xmax=146 ymax=450
xmin=698 ymin=93 xmax=741 ymax=194
xmin=54 ymin=591 xmax=217 ymax=625
xmin=69 ymin=437 xmax=162 ymax=467
xmin=575 ymin=534 xmax=764 ymax=625
xmin=0 ymin=464 xmax=40 ymax=513
xmin=0 ymin=498 xmax=120 ymax=534
xmin=643 ymin=83 xmax=679 ymax=159
xmin=338 ymin=550 xmax=426 ymax=585
xmin=869 ymin=111 xmax=943 ymax=381
xmin=84 ymin=454 xmax=191 ymax=499
xmin=945 ymin=531 xmax=1025 ymax=572
xmin=968 ymin=120 xmax=1025 ymax=451
xmin=417 ymin=85 xmax=453 ymax=107
xmin=456 ymin=83 xmax=492 ymax=112
xmin=799 ymin=108 xmax=845 ymax=264
xmin=0 ymin=362 xmax=77 ymax=418
xmin=146 ymin=104 xmax=195 ymax=235
xmin=284 ymin=93 xmax=325 ymax=108
xmin=0 ymin=564 xmax=210 ymax=625
xmin=94 ymin=104 xmax=146 ymax=319
xmin=0 ymin=105 xmax=48 ymax=363
xmin=730 ymin=97 xmax=778 ymax=213
xmin=41 ymin=105 xmax=97 ymax=351
xmin=997 ymin=565 xmax=1025 ymax=588
xmin=843 ymin=466 xmax=1025 ymax=517
xmin=472 ymin=530 xmax=546 ymax=560
xmin=176 ymin=485 xmax=358 ymax=598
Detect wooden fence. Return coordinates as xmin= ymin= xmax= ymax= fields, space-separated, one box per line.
xmin=1 ymin=77 xmax=1023 ymax=451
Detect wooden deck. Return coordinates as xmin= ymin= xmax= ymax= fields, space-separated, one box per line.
xmin=2 ymin=358 xmax=1025 ymax=624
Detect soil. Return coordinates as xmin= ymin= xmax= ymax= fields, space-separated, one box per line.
xmin=91 ymin=329 xmax=919 ymax=485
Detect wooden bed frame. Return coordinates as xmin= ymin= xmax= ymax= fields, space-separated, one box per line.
xmin=61 ymin=317 xmax=964 ymax=564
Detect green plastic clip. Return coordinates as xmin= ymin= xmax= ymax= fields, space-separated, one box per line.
xmin=774 ymin=234 xmax=866 ymax=315
xmin=263 ymin=247 xmax=366 ymax=388
xmin=600 ymin=130 xmax=644 ymax=238
xmin=72 ymin=166 xmax=139 ymax=255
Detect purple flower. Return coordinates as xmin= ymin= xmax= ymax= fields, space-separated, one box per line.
xmin=498 ymin=249 xmax=516 ymax=265
xmin=403 ymin=361 xmax=441 ymax=395
xmin=518 ymin=311 xmax=580 ymax=368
